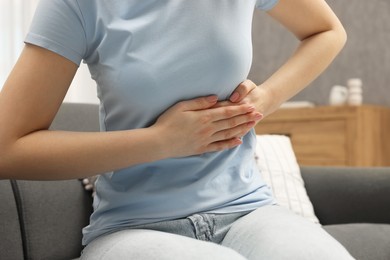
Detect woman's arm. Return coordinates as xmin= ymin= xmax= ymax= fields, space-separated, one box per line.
xmin=0 ymin=44 xmax=261 ymax=180
xmin=229 ymin=0 xmax=347 ymax=116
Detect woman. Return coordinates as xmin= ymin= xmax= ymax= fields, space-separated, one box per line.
xmin=0 ymin=0 xmax=353 ymax=259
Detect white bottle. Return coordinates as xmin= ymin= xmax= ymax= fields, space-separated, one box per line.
xmin=347 ymin=78 xmax=363 ymax=106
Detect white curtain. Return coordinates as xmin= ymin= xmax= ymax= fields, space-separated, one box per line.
xmin=0 ymin=0 xmax=98 ymax=103
xmin=0 ymin=0 xmax=39 ymax=88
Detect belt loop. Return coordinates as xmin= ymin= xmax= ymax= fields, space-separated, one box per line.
xmin=187 ymin=214 xmax=214 ymax=241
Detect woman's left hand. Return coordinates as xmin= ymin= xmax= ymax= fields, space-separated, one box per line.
xmin=229 ymin=80 xmax=259 ymax=104
xmin=209 ymin=79 xmax=276 ymax=140
xmin=214 ymin=79 xmax=274 ymax=120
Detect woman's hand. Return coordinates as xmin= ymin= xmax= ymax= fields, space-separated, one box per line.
xmin=208 ymin=79 xmax=282 ymax=140
xmin=151 ymin=95 xmax=263 ymax=157
xmin=214 ymin=79 xmax=277 ymax=119
xmin=229 ymin=79 xmax=284 ymax=118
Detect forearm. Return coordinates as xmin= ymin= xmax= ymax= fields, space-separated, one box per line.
xmin=251 ymin=0 xmax=348 ymax=116
xmin=0 ymin=128 xmax=164 ymax=180
xmin=260 ymin=28 xmax=346 ymax=115
xmin=0 ymin=97 xmax=259 ymax=180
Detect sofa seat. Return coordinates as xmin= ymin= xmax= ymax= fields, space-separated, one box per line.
xmin=324 ymin=223 xmax=390 ymax=260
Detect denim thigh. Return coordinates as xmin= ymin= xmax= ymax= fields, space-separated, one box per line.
xmin=222 ymin=205 xmax=355 ymax=260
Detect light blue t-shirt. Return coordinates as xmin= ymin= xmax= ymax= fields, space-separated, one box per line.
xmin=26 ymin=0 xmax=279 ymax=245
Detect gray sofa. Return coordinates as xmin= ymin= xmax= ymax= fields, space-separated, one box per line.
xmin=1 ymin=103 xmax=390 ymax=260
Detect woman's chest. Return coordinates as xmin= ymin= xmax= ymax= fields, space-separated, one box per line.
xmin=81 ymin=0 xmax=257 ymax=126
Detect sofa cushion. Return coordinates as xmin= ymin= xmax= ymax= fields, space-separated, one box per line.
xmin=13 ymin=180 xmax=93 ymax=260
xmin=324 ymin=223 xmax=390 ymax=260
xmin=255 ymin=135 xmax=320 ymax=224
xmin=0 ymin=180 xmax=24 ymax=260
xmin=301 ymin=167 xmax=390 ymax=225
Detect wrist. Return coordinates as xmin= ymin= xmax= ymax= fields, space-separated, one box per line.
xmin=146 ymin=124 xmax=175 ymax=161
xmin=256 ymin=83 xmax=281 ymax=117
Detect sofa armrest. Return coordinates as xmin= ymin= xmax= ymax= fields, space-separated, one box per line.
xmin=0 ymin=181 xmax=24 ymax=260
xmin=301 ymin=166 xmax=390 ymax=225
xmin=12 ymin=179 xmax=93 ymax=260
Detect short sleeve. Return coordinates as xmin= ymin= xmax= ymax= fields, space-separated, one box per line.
xmin=25 ymin=0 xmax=87 ymax=66
xmin=255 ymin=0 xmax=280 ymax=11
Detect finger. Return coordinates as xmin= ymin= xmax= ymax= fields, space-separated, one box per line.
xmin=176 ymin=95 xmax=218 ymax=111
xmin=211 ymin=100 xmax=236 ymax=109
xmin=214 ymin=112 xmax=263 ymax=131
xmin=229 ymin=80 xmax=257 ymax=103
xmin=211 ymin=121 xmax=257 ymax=143
xmin=205 ymin=137 xmax=243 ymax=153
xmin=206 ymin=104 xmax=256 ymax=122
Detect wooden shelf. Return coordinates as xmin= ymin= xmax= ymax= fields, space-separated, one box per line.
xmin=255 ymin=105 xmax=390 ymax=167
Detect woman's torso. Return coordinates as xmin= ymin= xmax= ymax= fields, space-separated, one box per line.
xmin=58 ymin=0 xmax=275 ymax=245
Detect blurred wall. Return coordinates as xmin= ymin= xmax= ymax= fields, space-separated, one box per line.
xmin=250 ymin=0 xmax=390 ymax=107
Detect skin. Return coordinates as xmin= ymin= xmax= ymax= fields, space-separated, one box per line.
xmin=0 ymin=0 xmax=346 ymax=180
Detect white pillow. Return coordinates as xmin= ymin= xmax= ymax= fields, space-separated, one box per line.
xmin=255 ymin=134 xmax=320 ymax=224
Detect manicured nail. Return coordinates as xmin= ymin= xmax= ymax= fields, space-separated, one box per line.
xmin=207 ymin=95 xmax=218 ymax=103
xmin=254 ymin=113 xmax=263 ymax=120
xmin=230 ymin=92 xmax=240 ymax=102
xmin=247 ymin=106 xmax=256 ymax=112
xmin=234 ymin=137 xmax=243 ymax=145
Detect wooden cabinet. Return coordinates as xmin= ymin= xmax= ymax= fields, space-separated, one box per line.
xmin=255 ymin=105 xmax=390 ymax=167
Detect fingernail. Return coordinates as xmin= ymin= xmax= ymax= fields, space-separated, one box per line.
xmin=207 ymin=95 xmax=218 ymax=103
xmin=230 ymin=92 xmax=240 ymax=102
xmin=234 ymin=137 xmax=243 ymax=145
xmin=255 ymin=113 xmax=263 ymax=120
xmin=247 ymin=106 xmax=256 ymax=112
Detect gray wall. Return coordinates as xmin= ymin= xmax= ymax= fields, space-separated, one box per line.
xmin=249 ymin=0 xmax=390 ymax=107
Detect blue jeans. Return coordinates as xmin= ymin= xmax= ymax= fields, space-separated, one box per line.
xmin=81 ymin=205 xmax=355 ymax=259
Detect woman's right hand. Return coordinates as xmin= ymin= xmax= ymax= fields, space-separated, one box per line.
xmin=151 ymin=95 xmax=263 ymax=158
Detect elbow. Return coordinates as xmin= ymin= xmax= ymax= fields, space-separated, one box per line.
xmin=318 ymin=24 xmax=348 ymax=57
xmin=336 ymin=23 xmax=347 ymax=51
xmin=328 ymin=17 xmax=347 ymax=54
xmin=301 ymin=22 xmax=348 ymax=54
